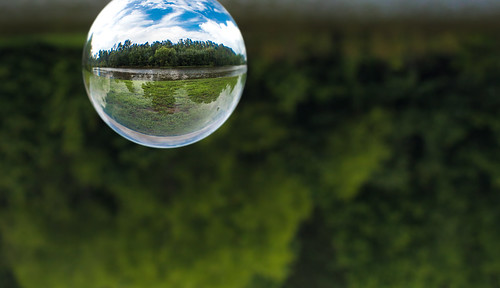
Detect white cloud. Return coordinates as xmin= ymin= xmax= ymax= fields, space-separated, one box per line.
xmin=142 ymin=0 xmax=209 ymax=11
xmin=89 ymin=0 xmax=246 ymax=57
xmin=200 ymin=20 xmax=246 ymax=55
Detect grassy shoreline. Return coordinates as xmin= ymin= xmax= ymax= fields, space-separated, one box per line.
xmin=88 ymin=74 xmax=241 ymax=136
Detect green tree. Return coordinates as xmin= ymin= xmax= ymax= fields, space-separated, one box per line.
xmin=154 ymin=46 xmax=177 ymax=67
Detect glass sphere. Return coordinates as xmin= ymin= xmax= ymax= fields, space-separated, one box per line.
xmin=83 ymin=0 xmax=247 ymax=148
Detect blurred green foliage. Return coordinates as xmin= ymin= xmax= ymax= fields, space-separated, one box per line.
xmin=0 ymin=22 xmax=500 ymax=288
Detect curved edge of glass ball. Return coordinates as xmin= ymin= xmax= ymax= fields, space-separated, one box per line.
xmin=82 ymin=0 xmax=247 ymax=148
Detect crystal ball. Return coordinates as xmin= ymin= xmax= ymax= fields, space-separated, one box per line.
xmin=83 ymin=0 xmax=247 ymax=148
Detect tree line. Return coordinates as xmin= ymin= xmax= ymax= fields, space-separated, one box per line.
xmin=91 ymin=39 xmax=246 ymax=68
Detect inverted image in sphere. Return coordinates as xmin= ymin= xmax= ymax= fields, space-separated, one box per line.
xmin=83 ymin=0 xmax=247 ymax=148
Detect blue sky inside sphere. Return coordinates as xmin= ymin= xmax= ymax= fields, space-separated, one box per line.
xmin=88 ymin=0 xmax=246 ymax=57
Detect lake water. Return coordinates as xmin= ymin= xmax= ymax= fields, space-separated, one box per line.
xmin=92 ymin=65 xmax=248 ymax=81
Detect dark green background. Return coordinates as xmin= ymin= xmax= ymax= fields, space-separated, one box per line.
xmin=1 ymin=2 xmax=500 ymax=287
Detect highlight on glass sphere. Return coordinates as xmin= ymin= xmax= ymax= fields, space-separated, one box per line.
xmin=82 ymin=0 xmax=247 ymax=148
